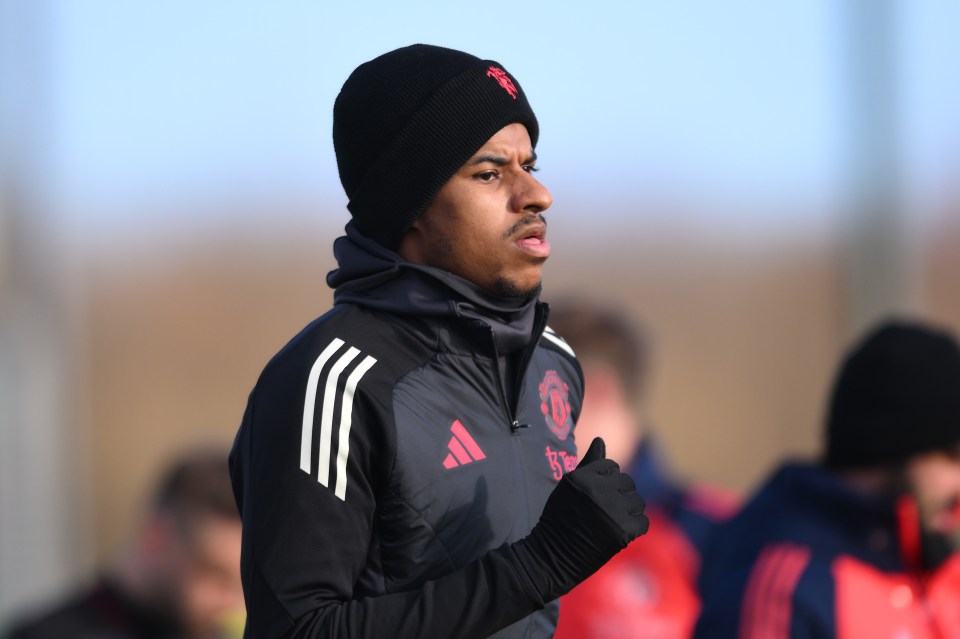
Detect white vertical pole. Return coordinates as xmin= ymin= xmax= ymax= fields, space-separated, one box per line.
xmin=0 ymin=0 xmax=87 ymax=623
xmin=841 ymin=0 xmax=920 ymax=338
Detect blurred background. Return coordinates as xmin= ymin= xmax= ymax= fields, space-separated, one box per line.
xmin=1 ymin=0 xmax=958 ymax=625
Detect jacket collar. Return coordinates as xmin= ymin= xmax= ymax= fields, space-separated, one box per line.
xmin=327 ymin=221 xmax=541 ymax=355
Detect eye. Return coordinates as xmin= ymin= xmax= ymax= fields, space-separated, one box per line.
xmin=474 ymin=170 xmax=499 ymax=182
xmin=523 ymin=164 xmax=539 ymax=173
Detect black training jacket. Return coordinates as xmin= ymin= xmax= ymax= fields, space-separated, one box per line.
xmin=230 ymin=223 xmax=583 ymax=638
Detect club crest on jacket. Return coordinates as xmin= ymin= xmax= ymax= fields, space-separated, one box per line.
xmin=540 ymin=370 xmax=573 ymax=441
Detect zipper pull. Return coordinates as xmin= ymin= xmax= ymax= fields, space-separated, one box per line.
xmin=510 ymin=420 xmax=530 ymax=434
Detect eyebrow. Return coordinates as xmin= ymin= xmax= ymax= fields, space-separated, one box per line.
xmin=468 ymin=151 xmax=538 ymax=167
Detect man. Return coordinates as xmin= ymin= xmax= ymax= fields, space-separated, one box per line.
xmin=228 ymin=44 xmax=648 ymax=639
xmin=7 ymin=450 xmax=244 ymax=639
xmin=548 ymin=303 xmax=737 ymax=639
xmin=694 ymin=319 xmax=960 ymax=638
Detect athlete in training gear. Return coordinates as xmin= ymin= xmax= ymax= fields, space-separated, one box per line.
xmin=229 ymin=44 xmax=649 ymax=639
xmin=694 ymin=320 xmax=960 ymax=638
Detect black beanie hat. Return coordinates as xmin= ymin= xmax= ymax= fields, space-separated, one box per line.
xmin=824 ymin=319 xmax=960 ymax=469
xmin=333 ymin=44 xmax=539 ymax=249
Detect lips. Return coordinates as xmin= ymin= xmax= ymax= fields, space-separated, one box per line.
xmin=514 ymin=224 xmax=550 ymax=259
xmin=939 ymin=499 xmax=960 ymax=531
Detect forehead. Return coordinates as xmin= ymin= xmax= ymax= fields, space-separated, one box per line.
xmin=467 ymin=122 xmax=534 ymax=159
xmin=908 ymin=446 xmax=960 ymax=476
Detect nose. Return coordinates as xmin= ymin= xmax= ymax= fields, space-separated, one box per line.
xmin=514 ymin=170 xmax=553 ymax=215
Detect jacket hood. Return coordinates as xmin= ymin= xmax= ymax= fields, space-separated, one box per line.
xmin=326 ymin=221 xmax=541 ymax=354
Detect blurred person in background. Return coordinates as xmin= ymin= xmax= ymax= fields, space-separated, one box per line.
xmin=548 ymin=302 xmax=737 ymax=639
xmin=5 ymin=449 xmax=244 ymax=639
xmin=229 ymin=43 xmax=649 ymax=639
xmin=695 ymin=319 xmax=960 ymax=638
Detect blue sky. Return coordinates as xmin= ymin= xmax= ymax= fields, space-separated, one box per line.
xmin=7 ymin=1 xmax=959 ymax=230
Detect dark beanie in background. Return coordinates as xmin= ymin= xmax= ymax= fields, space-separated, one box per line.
xmin=333 ymin=44 xmax=539 ymax=250
xmin=824 ymin=319 xmax=960 ymax=469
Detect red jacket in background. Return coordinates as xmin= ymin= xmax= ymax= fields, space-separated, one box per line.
xmin=556 ymin=442 xmax=737 ymax=639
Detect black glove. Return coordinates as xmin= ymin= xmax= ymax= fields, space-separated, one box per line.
xmin=510 ymin=437 xmax=649 ymax=602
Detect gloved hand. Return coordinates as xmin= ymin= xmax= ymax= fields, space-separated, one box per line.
xmin=510 ymin=437 xmax=649 ymax=602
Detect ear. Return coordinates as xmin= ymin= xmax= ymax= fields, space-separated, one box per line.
xmin=396 ymin=220 xmax=425 ymax=263
xmin=582 ymin=366 xmax=625 ymax=405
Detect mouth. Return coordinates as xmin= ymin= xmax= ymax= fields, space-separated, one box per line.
xmin=514 ymin=223 xmax=551 ymax=259
xmin=942 ymin=499 xmax=960 ymax=530
xmin=926 ymin=498 xmax=960 ymax=535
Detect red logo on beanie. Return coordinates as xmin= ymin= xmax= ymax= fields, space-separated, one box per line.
xmin=486 ymin=66 xmax=518 ymax=100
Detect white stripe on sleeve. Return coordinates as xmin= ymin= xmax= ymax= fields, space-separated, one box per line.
xmin=333 ymin=355 xmax=377 ymax=501
xmin=301 ymin=339 xmax=345 ymax=474
xmin=318 ymin=347 xmax=360 ymax=487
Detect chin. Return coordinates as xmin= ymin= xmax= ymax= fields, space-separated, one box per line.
xmin=493 ymin=277 xmax=542 ymax=300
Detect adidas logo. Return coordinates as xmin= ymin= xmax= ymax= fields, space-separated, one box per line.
xmin=442 ymin=420 xmax=486 ymax=469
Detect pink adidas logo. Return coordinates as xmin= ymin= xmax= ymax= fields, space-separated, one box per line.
xmin=443 ymin=420 xmax=486 ymax=469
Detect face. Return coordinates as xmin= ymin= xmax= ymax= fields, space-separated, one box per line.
xmin=166 ymin=515 xmax=245 ymax=639
xmin=905 ymin=446 xmax=960 ymax=537
xmin=574 ymin=362 xmax=644 ymax=466
xmin=397 ymin=122 xmax=553 ymax=297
